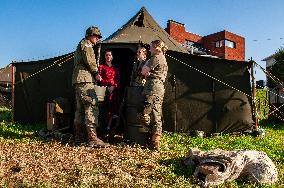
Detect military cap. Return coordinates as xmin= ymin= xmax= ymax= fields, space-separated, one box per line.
xmin=85 ymin=26 xmax=102 ymax=38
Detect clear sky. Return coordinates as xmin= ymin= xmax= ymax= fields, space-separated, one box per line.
xmin=1 ymin=0 xmax=284 ymax=80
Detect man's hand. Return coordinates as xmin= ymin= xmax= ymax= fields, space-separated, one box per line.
xmin=141 ymin=65 xmax=151 ymax=77
xmin=95 ymin=74 xmax=101 ymax=81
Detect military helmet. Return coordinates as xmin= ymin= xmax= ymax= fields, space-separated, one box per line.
xmin=85 ymin=26 xmax=102 ymax=38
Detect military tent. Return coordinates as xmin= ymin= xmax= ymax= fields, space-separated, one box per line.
xmin=12 ymin=53 xmax=74 ymax=123
xmin=11 ymin=7 xmax=254 ymax=133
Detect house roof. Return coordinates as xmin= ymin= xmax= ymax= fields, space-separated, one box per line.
xmin=262 ymin=54 xmax=275 ymax=61
xmin=103 ymin=7 xmax=188 ymax=53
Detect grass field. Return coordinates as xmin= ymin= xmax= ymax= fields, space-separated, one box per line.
xmin=0 ymin=107 xmax=283 ymax=187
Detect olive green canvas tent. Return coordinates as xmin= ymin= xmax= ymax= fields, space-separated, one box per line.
xmin=103 ymin=7 xmax=188 ymax=53
xmin=11 ymin=7 xmax=254 ymax=134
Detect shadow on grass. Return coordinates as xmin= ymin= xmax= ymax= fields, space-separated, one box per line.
xmin=0 ymin=122 xmax=45 ymax=140
xmin=158 ymin=157 xmax=194 ymax=179
xmin=0 ymin=108 xmax=45 ymax=140
xmin=259 ymin=119 xmax=284 ymax=130
xmin=0 ymin=109 xmax=12 ymax=122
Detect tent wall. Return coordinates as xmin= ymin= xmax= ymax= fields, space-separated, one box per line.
xmin=163 ymin=51 xmax=254 ymax=133
xmin=13 ymin=54 xmax=74 ymax=123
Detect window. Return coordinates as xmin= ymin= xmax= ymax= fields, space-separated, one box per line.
xmin=215 ymin=40 xmax=223 ymax=48
xmin=215 ymin=40 xmax=236 ymax=48
xmin=225 ymin=40 xmax=236 ymax=48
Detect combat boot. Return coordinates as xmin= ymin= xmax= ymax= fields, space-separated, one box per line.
xmin=86 ymin=127 xmax=110 ymax=148
xmin=151 ymin=134 xmax=161 ymax=151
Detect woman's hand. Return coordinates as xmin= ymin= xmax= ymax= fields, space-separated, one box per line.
xmin=108 ymin=86 xmax=115 ymax=93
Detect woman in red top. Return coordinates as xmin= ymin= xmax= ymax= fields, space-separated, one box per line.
xmin=99 ymin=50 xmax=120 ymax=130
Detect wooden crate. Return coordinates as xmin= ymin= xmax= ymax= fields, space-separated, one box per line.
xmin=47 ymin=103 xmax=57 ymax=130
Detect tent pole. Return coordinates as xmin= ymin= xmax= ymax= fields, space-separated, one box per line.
xmin=11 ymin=64 xmax=15 ymax=122
xmin=251 ymin=58 xmax=258 ymax=129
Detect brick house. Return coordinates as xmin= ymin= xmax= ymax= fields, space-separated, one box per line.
xmin=165 ymin=20 xmax=245 ymax=61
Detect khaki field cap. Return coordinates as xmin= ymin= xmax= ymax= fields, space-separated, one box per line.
xmin=85 ymin=26 xmax=102 ymax=38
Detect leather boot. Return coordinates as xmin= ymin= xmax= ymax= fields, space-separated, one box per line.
xmin=74 ymin=122 xmax=83 ymax=145
xmin=86 ymin=126 xmax=110 ymax=148
xmin=151 ymin=134 xmax=161 ymax=151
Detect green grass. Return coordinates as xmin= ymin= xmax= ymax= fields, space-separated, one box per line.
xmin=256 ymin=89 xmax=269 ymax=120
xmin=0 ymin=106 xmax=11 ymax=122
xmin=0 ymin=107 xmax=45 ymax=141
xmin=159 ymin=126 xmax=284 ymax=187
xmin=0 ymin=107 xmax=283 ymax=187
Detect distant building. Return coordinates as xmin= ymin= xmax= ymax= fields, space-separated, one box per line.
xmin=0 ymin=65 xmax=12 ymax=107
xmin=165 ymin=20 xmax=245 ymax=61
xmin=262 ymin=54 xmax=284 ymax=105
xmin=262 ymin=54 xmax=276 ymax=68
xmin=0 ymin=65 xmax=12 ymax=86
xmin=262 ymin=54 xmax=275 ymax=87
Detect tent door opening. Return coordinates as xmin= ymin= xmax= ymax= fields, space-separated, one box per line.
xmin=100 ymin=47 xmax=136 ymax=95
xmin=98 ymin=47 xmax=136 ymax=134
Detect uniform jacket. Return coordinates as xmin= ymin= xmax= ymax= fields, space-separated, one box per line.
xmin=145 ymin=53 xmax=168 ymax=83
xmin=72 ymin=38 xmax=98 ymax=85
xmin=143 ymin=53 xmax=168 ymax=96
xmin=130 ymin=60 xmax=146 ymax=86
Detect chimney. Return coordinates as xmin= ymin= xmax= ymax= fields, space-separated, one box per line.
xmin=166 ymin=20 xmax=185 ymax=34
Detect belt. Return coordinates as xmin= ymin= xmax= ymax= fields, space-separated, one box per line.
xmin=146 ymin=77 xmax=164 ymax=83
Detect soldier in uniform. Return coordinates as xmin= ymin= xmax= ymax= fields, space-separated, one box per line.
xmin=130 ymin=47 xmax=148 ymax=86
xmin=140 ymin=40 xmax=168 ymax=150
xmin=72 ymin=26 xmax=109 ymax=147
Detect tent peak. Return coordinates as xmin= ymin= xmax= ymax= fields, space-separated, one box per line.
xmin=103 ymin=7 xmax=188 ymax=53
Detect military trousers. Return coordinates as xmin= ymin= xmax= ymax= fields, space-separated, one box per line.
xmin=74 ymin=83 xmax=99 ymax=129
xmin=141 ymin=79 xmax=165 ymax=135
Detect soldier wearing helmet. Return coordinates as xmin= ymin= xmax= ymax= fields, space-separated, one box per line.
xmin=72 ymin=26 xmax=109 ymax=147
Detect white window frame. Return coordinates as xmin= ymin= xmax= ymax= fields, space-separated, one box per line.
xmin=224 ymin=40 xmax=236 ymax=48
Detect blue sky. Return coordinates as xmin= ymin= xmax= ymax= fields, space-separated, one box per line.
xmin=1 ymin=0 xmax=284 ymax=80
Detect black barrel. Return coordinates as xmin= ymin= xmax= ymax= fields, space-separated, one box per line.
xmin=125 ymin=86 xmax=149 ymax=145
